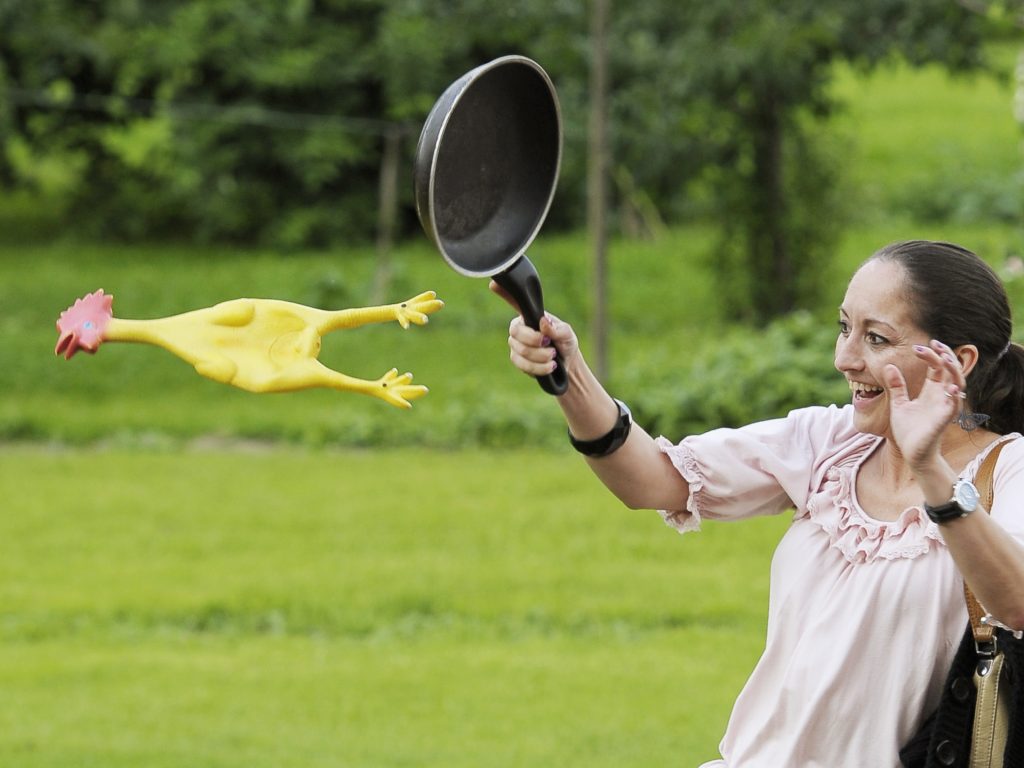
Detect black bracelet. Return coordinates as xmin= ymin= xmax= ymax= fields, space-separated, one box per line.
xmin=568 ymin=398 xmax=633 ymax=457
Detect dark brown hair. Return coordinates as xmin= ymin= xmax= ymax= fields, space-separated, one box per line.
xmin=870 ymin=240 xmax=1024 ymax=435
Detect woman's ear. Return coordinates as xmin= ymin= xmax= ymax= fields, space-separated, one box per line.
xmin=954 ymin=344 xmax=980 ymax=377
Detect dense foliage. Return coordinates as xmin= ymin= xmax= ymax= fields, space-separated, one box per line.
xmin=0 ymin=0 xmax=991 ymax=318
xmin=624 ymin=312 xmax=851 ymax=440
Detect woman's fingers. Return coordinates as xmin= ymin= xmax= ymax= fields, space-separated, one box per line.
xmin=509 ymin=339 xmax=556 ymax=376
xmin=489 ymin=280 xmax=520 ymax=313
xmin=509 ymin=342 xmax=558 ymax=376
xmin=882 ymin=363 xmax=909 ymax=405
xmin=912 ymin=340 xmax=964 ymax=383
xmin=913 ymin=341 xmax=967 ymax=404
xmin=505 ymin=312 xmax=580 ymax=377
xmin=507 ymin=317 xmax=555 ymax=375
xmin=928 ymin=339 xmax=966 ymax=386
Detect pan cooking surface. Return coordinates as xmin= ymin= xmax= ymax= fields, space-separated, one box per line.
xmin=431 ymin=63 xmax=559 ymax=275
xmin=433 ymin=90 xmax=511 ymax=241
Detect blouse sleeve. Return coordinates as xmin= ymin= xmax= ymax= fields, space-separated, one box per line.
xmin=655 ymin=404 xmax=860 ymax=533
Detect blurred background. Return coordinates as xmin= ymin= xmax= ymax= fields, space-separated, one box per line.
xmin=3 ymin=2 xmax=1024 ymax=766
xmin=4 ymin=0 xmax=1024 ymax=445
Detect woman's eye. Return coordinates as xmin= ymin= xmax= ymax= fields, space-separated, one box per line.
xmin=837 ymin=320 xmax=849 ymax=335
xmin=866 ymin=332 xmax=888 ymax=346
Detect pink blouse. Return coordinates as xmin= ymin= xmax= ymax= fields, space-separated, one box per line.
xmin=655 ymin=404 xmax=1024 ymax=768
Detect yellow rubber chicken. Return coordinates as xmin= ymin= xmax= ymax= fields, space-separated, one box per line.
xmin=55 ymin=289 xmax=444 ymax=408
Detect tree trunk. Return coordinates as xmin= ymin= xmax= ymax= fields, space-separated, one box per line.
xmin=371 ymin=124 xmax=402 ymax=303
xmin=748 ymin=94 xmax=792 ymax=321
xmin=588 ymin=0 xmax=611 ymax=381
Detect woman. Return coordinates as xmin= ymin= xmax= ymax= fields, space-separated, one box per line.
xmin=494 ymin=240 xmax=1024 ymax=767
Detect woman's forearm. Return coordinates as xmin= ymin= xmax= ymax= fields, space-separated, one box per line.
xmin=941 ymin=511 xmax=1024 ymax=630
xmin=559 ymin=354 xmax=691 ymax=512
xmin=916 ymin=456 xmax=1024 ymax=629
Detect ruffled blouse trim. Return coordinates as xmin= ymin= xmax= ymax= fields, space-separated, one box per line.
xmin=654 ymin=429 xmax=1020 ymax=553
xmin=812 ymin=434 xmax=1022 ymax=563
xmin=654 ymin=436 xmax=704 ymax=533
xmin=805 ymin=436 xmax=943 ymax=563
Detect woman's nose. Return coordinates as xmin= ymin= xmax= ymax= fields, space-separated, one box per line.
xmin=834 ymin=335 xmax=861 ymax=373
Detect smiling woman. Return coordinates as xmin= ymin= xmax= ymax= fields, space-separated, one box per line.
xmin=496 ymin=239 xmax=1024 ymax=768
xmin=835 ymin=257 xmax=946 ymax=441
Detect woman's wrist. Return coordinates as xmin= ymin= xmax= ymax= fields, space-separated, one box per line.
xmin=557 ymin=354 xmax=620 ymax=440
xmin=914 ymin=460 xmax=958 ymax=507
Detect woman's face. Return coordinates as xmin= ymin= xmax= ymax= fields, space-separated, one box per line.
xmin=834 ymin=259 xmax=932 ymax=437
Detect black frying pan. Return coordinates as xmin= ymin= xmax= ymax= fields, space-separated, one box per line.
xmin=414 ymin=55 xmax=568 ymax=396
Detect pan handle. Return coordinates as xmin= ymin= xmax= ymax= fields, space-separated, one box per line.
xmin=494 ymin=256 xmax=568 ymax=396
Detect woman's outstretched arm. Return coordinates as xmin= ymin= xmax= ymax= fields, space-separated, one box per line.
xmin=495 ymin=280 xmax=689 ymax=511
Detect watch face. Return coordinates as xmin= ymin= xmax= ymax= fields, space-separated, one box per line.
xmin=954 ymin=480 xmax=980 ymax=511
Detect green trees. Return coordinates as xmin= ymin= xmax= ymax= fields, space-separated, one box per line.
xmin=596 ymin=0 xmax=986 ymax=320
xmin=0 ymin=0 xmax=990 ymax=318
xmin=3 ymin=1 xmax=415 ymax=245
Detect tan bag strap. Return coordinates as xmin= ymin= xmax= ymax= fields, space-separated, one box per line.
xmin=965 ymin=439 xmax=1013 ymax=646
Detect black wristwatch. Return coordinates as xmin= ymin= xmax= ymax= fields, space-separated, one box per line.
xmin=923 ymin=479 xmax=981 ymax=524
xmin=568 ymin=398 xmax=633 ymax=458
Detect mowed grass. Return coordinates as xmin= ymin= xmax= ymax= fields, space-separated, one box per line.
xmin=831 ymin=52 xmax=1022 ymax=210
xmin=0 ymin=446 xmax=787 ymax=767
xmin=4 ymin=45 xmax=1024 ymax=768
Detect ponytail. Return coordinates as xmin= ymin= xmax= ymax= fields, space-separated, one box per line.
xmin=869 ymin=241 xmax=1022 ymax=435
xmin=972 ymin=342 xmax=1024 ymax=436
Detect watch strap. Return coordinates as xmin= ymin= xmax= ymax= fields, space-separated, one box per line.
xmin=923 ymin=497 xmax=970 ymax=524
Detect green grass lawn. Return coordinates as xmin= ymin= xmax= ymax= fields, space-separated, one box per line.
xmin=5 ymin=42 xmax=1024 ymax=768
xmin=0 ymin=446 xmax=787 ymax=767
xmin=831 ymin=53 xmax=1023 ymax=215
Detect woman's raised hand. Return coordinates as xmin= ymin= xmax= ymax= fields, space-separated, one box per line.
xmin=883 ymin=339 xmax=969 ymax=471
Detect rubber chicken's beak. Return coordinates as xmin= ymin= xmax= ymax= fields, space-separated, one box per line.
xmin=55 ymin=330 xmax=78 ymax=359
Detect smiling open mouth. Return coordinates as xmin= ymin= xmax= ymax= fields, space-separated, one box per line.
xmin=850 ymin=382 xmax=883 ymax=402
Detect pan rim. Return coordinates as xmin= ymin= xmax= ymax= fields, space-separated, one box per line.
xmin=424 ymin=54 xmax=562 ymax=278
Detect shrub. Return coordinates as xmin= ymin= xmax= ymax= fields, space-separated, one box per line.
xmin=624 ymin=311 xmax=850 ymax=439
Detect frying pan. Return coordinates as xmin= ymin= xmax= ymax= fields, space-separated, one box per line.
xmin=414 ymin=55 xmax=568 ymax=396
